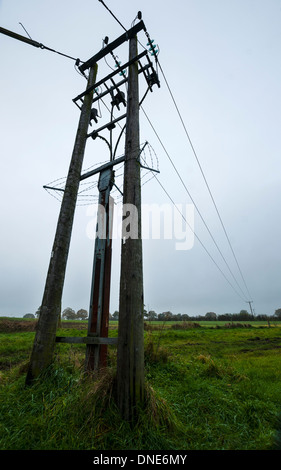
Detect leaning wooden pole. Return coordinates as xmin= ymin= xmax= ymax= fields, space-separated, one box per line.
xmin=116 ymin=35 xmax=144 ymax=420
xmin=25 ymin=65 xmax=98 ymax=385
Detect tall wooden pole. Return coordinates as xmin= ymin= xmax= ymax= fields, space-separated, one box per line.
xmin=116 ymin=35 xmax=144 ymax=420
xmin=25 ymin=65 xmax=98 ymax=385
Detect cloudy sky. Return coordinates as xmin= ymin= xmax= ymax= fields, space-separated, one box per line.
xmin=0 ymin=0 xmax=280 ymax=318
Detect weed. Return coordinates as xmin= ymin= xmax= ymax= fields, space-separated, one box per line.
xmin=197 ymin=354 xmax=248 ymax=382
xmin=145 ymin=340 xmax=169 ymax=364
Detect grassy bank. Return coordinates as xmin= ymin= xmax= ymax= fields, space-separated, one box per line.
xmin=0 ymin=319 xmax=281 ymax=450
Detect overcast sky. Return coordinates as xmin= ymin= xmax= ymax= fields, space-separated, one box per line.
xmin=0 ymin=0 xmax=280 ymax=317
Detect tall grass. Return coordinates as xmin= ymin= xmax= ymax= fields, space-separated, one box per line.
xmin=0 ymin=362 xmax=183 ymax=450
xmin=1 ymin=323 xmax=281 ymax=450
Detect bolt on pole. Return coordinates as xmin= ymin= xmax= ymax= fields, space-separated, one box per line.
xmin=116 ymin=35 xmax=145 ymax=420
xmin=25 ymin=64 xmax=98 ymax=386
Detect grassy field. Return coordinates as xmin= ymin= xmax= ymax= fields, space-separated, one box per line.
xmin=1 ymin=318 xmax=281 ymax=451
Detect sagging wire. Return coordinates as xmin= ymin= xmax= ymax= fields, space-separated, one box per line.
xmin=140 ymin=105 xmax=249 ymax=302
xmin=153 ymin=173 xmax=248 ymax=302
xmin=156 ymin=59 xmax=252 ymax=301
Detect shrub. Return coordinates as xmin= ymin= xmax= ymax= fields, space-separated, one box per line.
xmin=171 ymin=321 xmax=201 ymax=330
xmin=144 ymin=340 xmax=169 ymax=365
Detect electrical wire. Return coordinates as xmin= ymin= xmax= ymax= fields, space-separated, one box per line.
xmin=141 ymin=106 xmax=248 ymax=302
xmin=96 ymin=0 xmax=253 ymax=304
xmin=16 ymin=21 xmax=84 ymax=65
xmin=157 ymin=60 xmax=253 ymax=302
xmin=98 ymin=0 xmax=127 ymax=32
xmin=154 ymin=174 xmax=247 ymax=301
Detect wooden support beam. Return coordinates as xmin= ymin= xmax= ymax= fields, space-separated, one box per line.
xmin=79 ymin=21 xmax=146 ymax=72
xmin=74 ymin=51 xmax=148 ymax=103
xmin=56 ymin=336 xmax=118 ymax=345
xmin=80 ymin=155 xmax=125 ymax=181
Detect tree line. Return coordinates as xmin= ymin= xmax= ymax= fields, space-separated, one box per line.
xmin=111 ymin=308 xmax=281 ymax=322
xmin=28 ymin=307 xmax=89 ymax=320
xmin=25 ymin=307 xmax=281 ymax=322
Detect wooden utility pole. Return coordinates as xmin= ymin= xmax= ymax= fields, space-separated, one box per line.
xmin=25 ymin=65 xmax=98 ymax=385
xmin=116 ymin=35 xmax=145 ymax=420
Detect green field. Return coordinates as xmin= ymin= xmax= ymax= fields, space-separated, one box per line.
xmin=1 ymin=318 xmax=281 ymax=450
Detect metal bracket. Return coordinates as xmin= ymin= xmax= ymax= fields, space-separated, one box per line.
xmin=79 ymin=20 xmax=146 ymax=73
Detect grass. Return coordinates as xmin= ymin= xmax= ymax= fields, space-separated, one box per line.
xmin=1 ymin=319 xmax=281 ymax=450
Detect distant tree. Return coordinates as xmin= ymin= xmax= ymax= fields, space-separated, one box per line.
xmin=23 ymin=313 xmax=35 ymax=319
xmin=205 ymin=312 xmax=217 ymax=321
xmin=181 ymin=314 xmax=190 ymax=321
xmin=112 ymin=310 xmax=119 ymax=320
xmin=35 ymin=307 xmax=41 ymax=318
xmin=62 ymin=307 xmax=76 ymax=320
xmin=173 ymin=313 xmax=182 ymax=321
xmin=274 ymin=308 xmax=281 ymax=320
xmin=147 ymin=310 xmax=158 ymax=321
xmin=158 ymin=311 xmax=173 ymax=322
xmin=256 ymin=314 xmax=269 ymax=321
xmin=218 ymin=313 xmax=233 ymax=322
xmin=76 ymin=309 xmax=88 ymax=320
xmin=238 ymin=310 xmax=252 ymax=321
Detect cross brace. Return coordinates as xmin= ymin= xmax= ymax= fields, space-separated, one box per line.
xmin=79 ymin=20 xmax=146 ymax=72
xmin=73 ymin=50 xmax=148 ymax=103
xmin=80 ymin=155 xmax=125 ymax=181
xmin=56 ymin=336 xmax=118 ymax=345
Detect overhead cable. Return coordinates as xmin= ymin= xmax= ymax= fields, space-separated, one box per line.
xmin=141 ymin=106 xmax=248 ymax=301
xmin=96 ymin=0 xmax=252 ymax=303
xmin=0 ymin=25 xmax=83 ymax=64
xmin=154 ymin=175 xmax=246 ymax=301
xmin=157 ymin=60 xmax=253 ymax=301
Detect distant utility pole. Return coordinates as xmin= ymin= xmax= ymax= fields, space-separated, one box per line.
xmin=116 ymin=35 xmax=145 ymax=420
xmin=25 ymin=65 xmax=97 ymax=385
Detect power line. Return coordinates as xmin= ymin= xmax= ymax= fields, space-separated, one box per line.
xmin=141 ymin=106 xmax=248 ymax=301
xmin=154 ymin=175 xmax=246 ymax=301
xmin=96 ymin=0 xmax=251 ymax=303
xmin=157 ymin=60 xmax=253 ymax=302
xmin=98 ymin=0 xmax=127 ymax=32
xmin=0 ymin=25 xmax=83 ymax=64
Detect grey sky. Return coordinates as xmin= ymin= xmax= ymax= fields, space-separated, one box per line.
xmin=0 ymin=0 xmax=280 ymax=317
